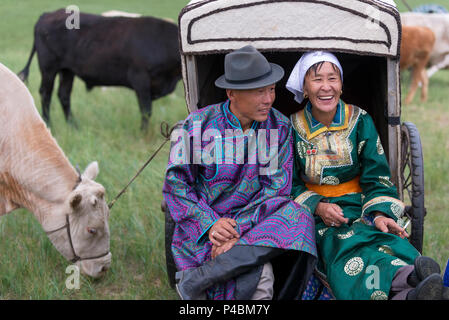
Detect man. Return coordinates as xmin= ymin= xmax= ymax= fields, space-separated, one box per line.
xmin=163 ymin=45 xmax=317 ymax=300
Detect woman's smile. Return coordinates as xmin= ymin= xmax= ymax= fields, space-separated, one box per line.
xmin=303 ymin=61 xmax=343 ymax=124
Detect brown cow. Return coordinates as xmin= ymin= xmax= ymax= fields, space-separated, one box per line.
xmin=400 ymin=25 xmax=436 ymax=104
xmin=0 ymin=62 xmax=111 ymax=278
xmin=401 ymin=13 xmax=449 ymax=78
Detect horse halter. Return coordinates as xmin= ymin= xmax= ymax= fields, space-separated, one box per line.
xmin=45 ymin=214 xmax=110 ymax=263
xmin=45 ymin=172 xmax=109 ymax=263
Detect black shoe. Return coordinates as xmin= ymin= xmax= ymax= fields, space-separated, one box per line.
xmin=442 ymin=286 xmax=449 ymax=300
xmin=407 ymin=274 xmax=444 ymax=300
xmin=175 ymin=270 xmax=206 ymax=300
xmin=408 ymin=256 xmax=441 ymax=287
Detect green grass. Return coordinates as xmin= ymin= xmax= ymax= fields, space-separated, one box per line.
xmin=0 ymin=0 xmax=448 ymax=300
xmin=395 ymin=0 xmax=449 ymax=270
xmin=395 ymin=0 xmax=449 ymax=12
xmin=401 ymin=70 xmax=449 ymax=267
xmin=0 ymin=0 xmax=189 ymax=300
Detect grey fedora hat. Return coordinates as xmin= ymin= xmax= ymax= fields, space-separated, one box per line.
xmin=215 ymin=45 xmax=284 ymax=89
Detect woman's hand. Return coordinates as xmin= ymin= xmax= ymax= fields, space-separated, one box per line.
xmin=208 ymin=218 xmax=240 ymax=247
xmin=373 ymin=213 xmax=408 ymax=239
xmin=211 ymin=237 xmax=239 ymax=259
xmin=315 ymin=202 xmax=349 ymax=227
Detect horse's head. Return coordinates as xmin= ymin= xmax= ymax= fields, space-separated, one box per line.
xmin=48 ymin=162 xmax=111 ymax=278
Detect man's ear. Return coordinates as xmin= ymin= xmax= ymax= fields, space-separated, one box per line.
xmin=226 ymin=89 xmax=235 ymax=101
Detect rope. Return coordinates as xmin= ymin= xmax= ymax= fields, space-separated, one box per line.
xmin=108 ymin=121 xmax=175 ymax=209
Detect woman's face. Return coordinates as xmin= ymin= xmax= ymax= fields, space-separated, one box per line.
xmin=303 ymin=61 xmax=342 ymax=114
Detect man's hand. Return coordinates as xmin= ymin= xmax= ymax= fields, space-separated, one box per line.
xmin=374 ymin=213 xmax=408 ymax=239
xmin=211 ymin=237 xmax=239 ymax=259
xmin=208 ymin=218 xmax=240 ymax=247
xmin=315 ymin=202 xmax=349 ymax=227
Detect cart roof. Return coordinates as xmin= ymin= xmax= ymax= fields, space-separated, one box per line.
xmin=179 ymin=0 xmax=401 ymax=58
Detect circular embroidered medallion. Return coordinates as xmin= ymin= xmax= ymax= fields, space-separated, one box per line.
xmin=371 ymin=290 xmax=388 ymax=300
xmin=390 ymin=203 xmax=404 ymax=218
xmin=377 ymin=137 xmax=385 ymax=155
xmin=391 ymin=258 xmax=408 ymax=266
xmin=379 ymin=176 xmax=394 ymax=188
xmin=344 ymin=257 xmax=364 ymax=276
xmin=318 ymin=227 xmax=329 ymax=237
xmin=337 ymin=230 xmax=355 ymax=240
xmin=378 ymin=245 xmax=394 ymax=255
xmin=358 ymin=140 xmax=366 ymax=155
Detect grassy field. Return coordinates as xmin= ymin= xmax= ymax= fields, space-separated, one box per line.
xmin=0 ymin=0 xmax=448 ymax=299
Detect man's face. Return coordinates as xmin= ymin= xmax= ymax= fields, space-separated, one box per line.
xmin=227 ymin=84 xmax=276 ymax=130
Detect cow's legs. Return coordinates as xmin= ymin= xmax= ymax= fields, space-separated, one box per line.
xmin=419 ymin=68 xmax=429 ymax=102
xmin=405 ymin=67 xmax=421 ymax=105
xmin=129 ymin=71 xmax=152 ymax=131
xmin=57 ymin=69 xmax=76 ymax=127
xmin=39 ymin=70 xmax=57 ymax=125
xmin=427 ymin=54 xmax=449 ymax=78
xmin=135 ymin=89 xmax=152 ymax=131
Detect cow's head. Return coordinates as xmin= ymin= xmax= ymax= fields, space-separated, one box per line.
xmin=48 ymin=162 xmax=111 ymax=278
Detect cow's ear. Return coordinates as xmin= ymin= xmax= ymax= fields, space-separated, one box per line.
xmin=70 ymin=194 xmax=82 ymax=209
xmin=82 ymin=161 xmax=99 ymax=180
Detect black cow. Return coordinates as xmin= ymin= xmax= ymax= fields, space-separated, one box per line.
xmin=19 ymin=9 xmax=182 ymax=130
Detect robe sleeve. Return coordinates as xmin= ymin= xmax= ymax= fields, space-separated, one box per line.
xmin=357 ymin=112 xmax=405 ymax=221
xmin=290 ymin=130 xmax=324 ymax=214
xmin=162 ymin=116 xmax=221 ymax=245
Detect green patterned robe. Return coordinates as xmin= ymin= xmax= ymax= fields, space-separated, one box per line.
xmin=291 ymin=100 xmax=419 ymax=300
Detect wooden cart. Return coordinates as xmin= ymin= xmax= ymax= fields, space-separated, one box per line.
xmin=163 ymin=0 xmax=426 ymax=290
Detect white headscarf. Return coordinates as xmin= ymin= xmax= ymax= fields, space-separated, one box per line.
xmin=286 ymin=51 xmax=343 ymax=104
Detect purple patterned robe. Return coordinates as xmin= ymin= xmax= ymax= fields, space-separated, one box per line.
xmin=163 ymin=100 xmax=317 ymax=299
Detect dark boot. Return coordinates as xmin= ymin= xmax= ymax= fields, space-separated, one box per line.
xmin=443 ymin=286 xmax=449 ymax=300
xmin=407 ymin=274 xmax=444 ymax=300
xmin=175 ymin=245 xmax=283 ymax=300
xmin=408 ymin=256 xmax=441 ymax=287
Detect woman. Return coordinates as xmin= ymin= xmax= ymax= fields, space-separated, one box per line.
xmin=286 ymin=51 xmax=447 ymax=300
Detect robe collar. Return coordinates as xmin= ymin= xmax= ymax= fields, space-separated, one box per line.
xmin=303 ymin=100 xmax=349 ymax=140
xmin=222 ymin=99 xmax=259 ymax=131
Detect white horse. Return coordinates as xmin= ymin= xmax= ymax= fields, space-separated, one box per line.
xmin=0 ymin=62 xmax=111 ymax=278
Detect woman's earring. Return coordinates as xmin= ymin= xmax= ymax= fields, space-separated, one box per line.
xmin=304 ymin=93 xmax=308 ymax=99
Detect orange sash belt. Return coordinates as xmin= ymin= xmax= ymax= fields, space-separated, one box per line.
xmin=306 ymin=176 xmax=362 ymax=198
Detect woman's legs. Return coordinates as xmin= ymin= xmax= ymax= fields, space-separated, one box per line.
xmin=390 ymin=256 xmax=447 ymax=300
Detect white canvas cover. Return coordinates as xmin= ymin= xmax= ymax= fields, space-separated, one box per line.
xmin=179 ymin=0 xmax=401 ymax=58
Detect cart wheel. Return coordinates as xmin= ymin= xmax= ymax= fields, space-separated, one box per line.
xmin=162 ymin=199 xmax=177 ymax=289
xmin=400 ymin=122 xmax=426 ymax=253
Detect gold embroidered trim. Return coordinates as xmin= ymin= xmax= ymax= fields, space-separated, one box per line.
xmin=362 ymin=196 xmax=405 ymax=218
xmin=294 ymin=190 xmax=319 ymax=205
